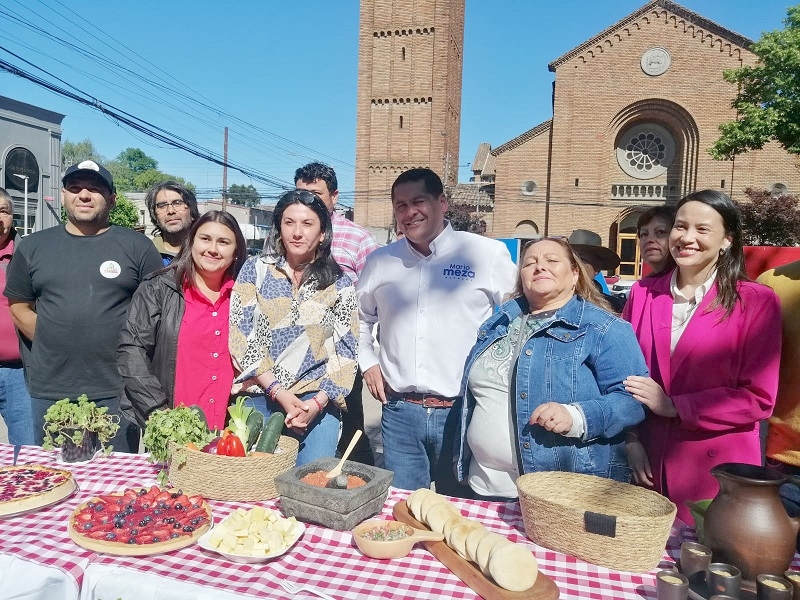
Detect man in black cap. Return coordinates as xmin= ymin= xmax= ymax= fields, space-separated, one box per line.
xmin=568 ymin=229 xmax=627 ymax=313
xmin=4 ymin=160 xmax=162 ymax=452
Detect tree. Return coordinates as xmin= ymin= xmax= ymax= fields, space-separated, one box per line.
xmin=736 ymin=187 xmax=800 ymax=245
xmin=228 ymin=183 xmax=261 ymax=207
xmin=710 ymin=5 xmax=800 ymax=159
xmin=109 ymin=194 xmax=142 ymax=229
xmin=61 ymin=139 xmax=104 ymax=170
xmin=446 ymin=202 xmax=486 ymax=234
xmin=117 ymin=148 xmax=158 ymax=173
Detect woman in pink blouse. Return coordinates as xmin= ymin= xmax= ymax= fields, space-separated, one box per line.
xmin=118 ymin=211 xmax=247 ymax=430
xmin=622 ymin=190 xmax=781 ymax=523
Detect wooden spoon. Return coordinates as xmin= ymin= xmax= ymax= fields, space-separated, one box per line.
xmin=326 ymin=430 xmax=362 ymax=479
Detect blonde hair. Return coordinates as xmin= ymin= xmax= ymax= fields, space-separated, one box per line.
xmin=515 ymin=237 xmax=614 ymax=313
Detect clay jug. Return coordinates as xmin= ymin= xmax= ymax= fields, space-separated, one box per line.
xmin=703 ymin=463 xmax=800 ymax=581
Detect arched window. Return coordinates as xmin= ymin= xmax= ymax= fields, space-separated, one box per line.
xmin=401 ymin=47 xmax=406 ymax=60
xmin=399 ymin=116 xmax=403 ymax=129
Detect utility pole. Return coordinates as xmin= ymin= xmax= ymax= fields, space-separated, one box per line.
xmin=222 ymin=126 xmax=229 ymax=211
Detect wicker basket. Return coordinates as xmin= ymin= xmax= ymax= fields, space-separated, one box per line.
xmin=167 ymin=436 xmax=299 ymax=501
xmin=517 ymin=471 xmax=677 ymax=572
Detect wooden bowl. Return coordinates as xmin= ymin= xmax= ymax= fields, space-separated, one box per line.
xmin=352 ymin=519 xmax=443 ymax=559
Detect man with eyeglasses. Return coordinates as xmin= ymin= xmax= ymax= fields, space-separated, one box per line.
xmin=145 ymin=182 xmax=200 ymax=265
xmin=4 ymin=161 xmax=163 ymax=452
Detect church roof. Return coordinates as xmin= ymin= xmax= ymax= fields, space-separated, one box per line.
xmin=448 ymin=182 xmax=495 ymax=210
xmin=547 ymin=0 xmax=753 ymax=72
xmin=491 ymin=120 xmax=552 ymax=156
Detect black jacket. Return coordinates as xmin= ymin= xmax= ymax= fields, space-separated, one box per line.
xmin=117 ymin=271 xmax=184 ymax=428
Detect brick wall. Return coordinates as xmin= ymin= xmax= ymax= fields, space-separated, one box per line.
xmin=354 ymin=0 xmax=465 ymax=232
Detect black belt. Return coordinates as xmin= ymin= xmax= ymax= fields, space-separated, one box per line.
xmin=387 ymin=388 xmax=457 ymax=408
xmin=0 ymin=360 xmax=23 ymax=369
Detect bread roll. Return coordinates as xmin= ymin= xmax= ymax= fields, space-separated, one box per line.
xmin=464 ymin=525 xmax=491 ymax=563
xmin=447 ymin=521 xmax=484 ymax=560
xmin=419 ymin=493 xmax=448 ymax=526
xmin=425 ymin=502 xmax=460 ymax=533
xmin=406 ymin=488 xmax=434 ymax=522
xmin=488 ymin=543 xmax=539 ymax=591
xmin=475 ymin=532 xmax=510 ymax=576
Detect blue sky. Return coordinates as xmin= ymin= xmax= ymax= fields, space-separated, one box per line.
xmin=0 ymin=0 xmax=792 ymax=207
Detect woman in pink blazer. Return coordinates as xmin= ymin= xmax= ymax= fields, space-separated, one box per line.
xmin=622 ymin=190 xmax=781 ymax=524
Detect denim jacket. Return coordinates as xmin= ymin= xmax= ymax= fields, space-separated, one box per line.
xmin=455 ymin=294 xmax=648 ymax=484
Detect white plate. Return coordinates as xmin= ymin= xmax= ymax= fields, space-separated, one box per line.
xmin=197 ymin=521 xmax=305 ymax=564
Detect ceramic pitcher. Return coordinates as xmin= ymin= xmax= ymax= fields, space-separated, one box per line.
xmin=702 ymin=463 xmax=800 ymax=581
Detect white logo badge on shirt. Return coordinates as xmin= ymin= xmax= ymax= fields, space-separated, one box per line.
xmin=100 ymin=261 xmax=122 ymax=279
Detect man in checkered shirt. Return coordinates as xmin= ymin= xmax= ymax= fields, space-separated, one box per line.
xmin=295 ymin=162 xmax=379 ymax=464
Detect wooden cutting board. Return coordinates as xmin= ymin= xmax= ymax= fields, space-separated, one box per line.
xmin=393 ymin=500 xmax=559 ymax=600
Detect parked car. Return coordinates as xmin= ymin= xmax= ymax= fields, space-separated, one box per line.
xmin=610 ymin=279 xmax=635 ymax=299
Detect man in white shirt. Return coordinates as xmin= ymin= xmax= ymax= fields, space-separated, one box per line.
xmin=357 ymin=168 xmax=517 ymax=493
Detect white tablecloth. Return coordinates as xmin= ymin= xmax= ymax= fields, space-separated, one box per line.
xmin=0 ymin=554 xmax=79 ymax=600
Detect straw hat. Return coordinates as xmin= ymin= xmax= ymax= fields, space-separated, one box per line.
xmin=568 ymin=229 xmax=620 ymax=271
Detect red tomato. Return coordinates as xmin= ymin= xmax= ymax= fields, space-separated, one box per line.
xmin=216 ymin=435 xmax=231 ymax=456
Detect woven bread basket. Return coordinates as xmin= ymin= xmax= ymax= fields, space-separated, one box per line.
xmin=517 ymin=471 xmax=677 ymax=572
xmin=167 ymin=436 xmax=299 ymax=501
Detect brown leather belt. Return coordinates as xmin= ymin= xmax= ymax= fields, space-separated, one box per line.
xmin=387 ymin=388 xmax=457 ymax=408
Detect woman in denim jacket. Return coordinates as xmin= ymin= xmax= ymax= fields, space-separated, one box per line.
xmin=455 ymin=237 xmax=648 ymax=500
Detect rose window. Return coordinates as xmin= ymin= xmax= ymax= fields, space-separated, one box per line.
xmin=616 ymin=123 xmax=675 ymax=180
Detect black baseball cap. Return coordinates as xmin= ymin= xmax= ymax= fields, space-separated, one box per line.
xmin=62 ymin=160 xmax=115 ymax=194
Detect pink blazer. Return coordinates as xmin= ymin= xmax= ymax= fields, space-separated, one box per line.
xmin=623 ymin=270 xmax=781 ymax=523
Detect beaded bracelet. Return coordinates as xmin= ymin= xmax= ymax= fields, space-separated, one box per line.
xmin=312 ymin=395 xmax=324 ymax=413
xmin=265 ymin=380 xmax=282 ymax=401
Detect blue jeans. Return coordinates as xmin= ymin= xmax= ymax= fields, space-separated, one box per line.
xmin=31 ymin=395 xmax=140 ymax=453
xmin=766 ymin=458 xmax=800 ymax=551
xmin=0 ymin=366 xmax=34 ymax=445
xmin=244 ymin=394 xmax=340 ymax=467
xmin=381 ymin=395 xmax=464 ymax=496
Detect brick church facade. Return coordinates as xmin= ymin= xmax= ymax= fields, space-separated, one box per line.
xmin=481 ymin=0 xmax=800 ymax=278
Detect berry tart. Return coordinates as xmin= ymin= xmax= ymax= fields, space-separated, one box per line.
xmin=0 ymin=464 xmax=78 ymax=517
xmin=69 ymin=485 xmax=213 ymax=556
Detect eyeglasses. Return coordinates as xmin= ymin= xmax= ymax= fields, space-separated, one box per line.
xmin=154 ymin=199 xmax=188 ymax=213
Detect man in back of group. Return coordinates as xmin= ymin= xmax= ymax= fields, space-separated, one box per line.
xmin=295 ymin=162 xmax=379 ymax=465
xmin=4 ymin=161 xmax=163 ymax=452
xmin=145 ymin=181 xmax=199 ymax=265
xmin=0 ymin=188 xmax=34 ymax=445
xmin=357 ymin=168 xmax=517 ymax=494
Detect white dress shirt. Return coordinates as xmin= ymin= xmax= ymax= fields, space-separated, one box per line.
xmin=670 ymin=268 xmax=717 ymax=352
xmin=356 ymin=223 xmax=517 ymax=397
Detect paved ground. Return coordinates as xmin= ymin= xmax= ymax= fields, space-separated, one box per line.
xmin=0 ymin=387 xmax=385 ymax=465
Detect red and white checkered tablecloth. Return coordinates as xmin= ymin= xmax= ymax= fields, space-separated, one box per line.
xmin=3 ymin=444 xmax=799 ymax=600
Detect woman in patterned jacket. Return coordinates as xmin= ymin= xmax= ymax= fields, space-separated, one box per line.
xmin=229 ymin=190 xmax=359 ymax=465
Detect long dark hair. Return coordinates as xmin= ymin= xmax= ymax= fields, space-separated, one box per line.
xmin=267 ymin=189 xmax=342 ymax=290
xmin=675 ymin=190 xmax=748 ymax=318
xmin=170 ymin=210 xmax=247 ymax=287
xmin=514 ymin=237 xmax=613 ymax=313
xmin=145 ymin=181 xmax=200 ymax=234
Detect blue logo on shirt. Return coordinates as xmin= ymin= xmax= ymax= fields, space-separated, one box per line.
xmin=443 ymin=263 xmax=476 ymax=279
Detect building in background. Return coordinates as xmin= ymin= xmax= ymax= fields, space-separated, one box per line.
xmin=0 ymin=95 xmax=64 ymax=235
xmin=354 ymin=0 xmax=465 ymax=240
xmin=473 ymin=0 xmax=800 ymax=279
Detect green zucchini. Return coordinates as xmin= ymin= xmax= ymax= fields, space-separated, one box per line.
xmin=245 ymin=410 xmax=264 ymax=450
xmin=255 ymin=412 xmax=284 ymax=453
xmin=187 ymin=405 xmax=208 ymax=431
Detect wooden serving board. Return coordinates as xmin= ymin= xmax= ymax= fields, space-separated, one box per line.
xmin=393 ymin=500 xmax=559 ymax=600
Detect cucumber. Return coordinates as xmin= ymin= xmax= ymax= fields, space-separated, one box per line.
xmin=245 ymin=410 xmax=264 ymax=450
xmin=255 ymin=413 xmax=284 ymax=453
xmin=187 ymin=405 xmax=208 ymax=431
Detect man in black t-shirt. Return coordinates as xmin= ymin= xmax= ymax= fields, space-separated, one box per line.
xmin=4 ymin=161 xmax=162 ymax=452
